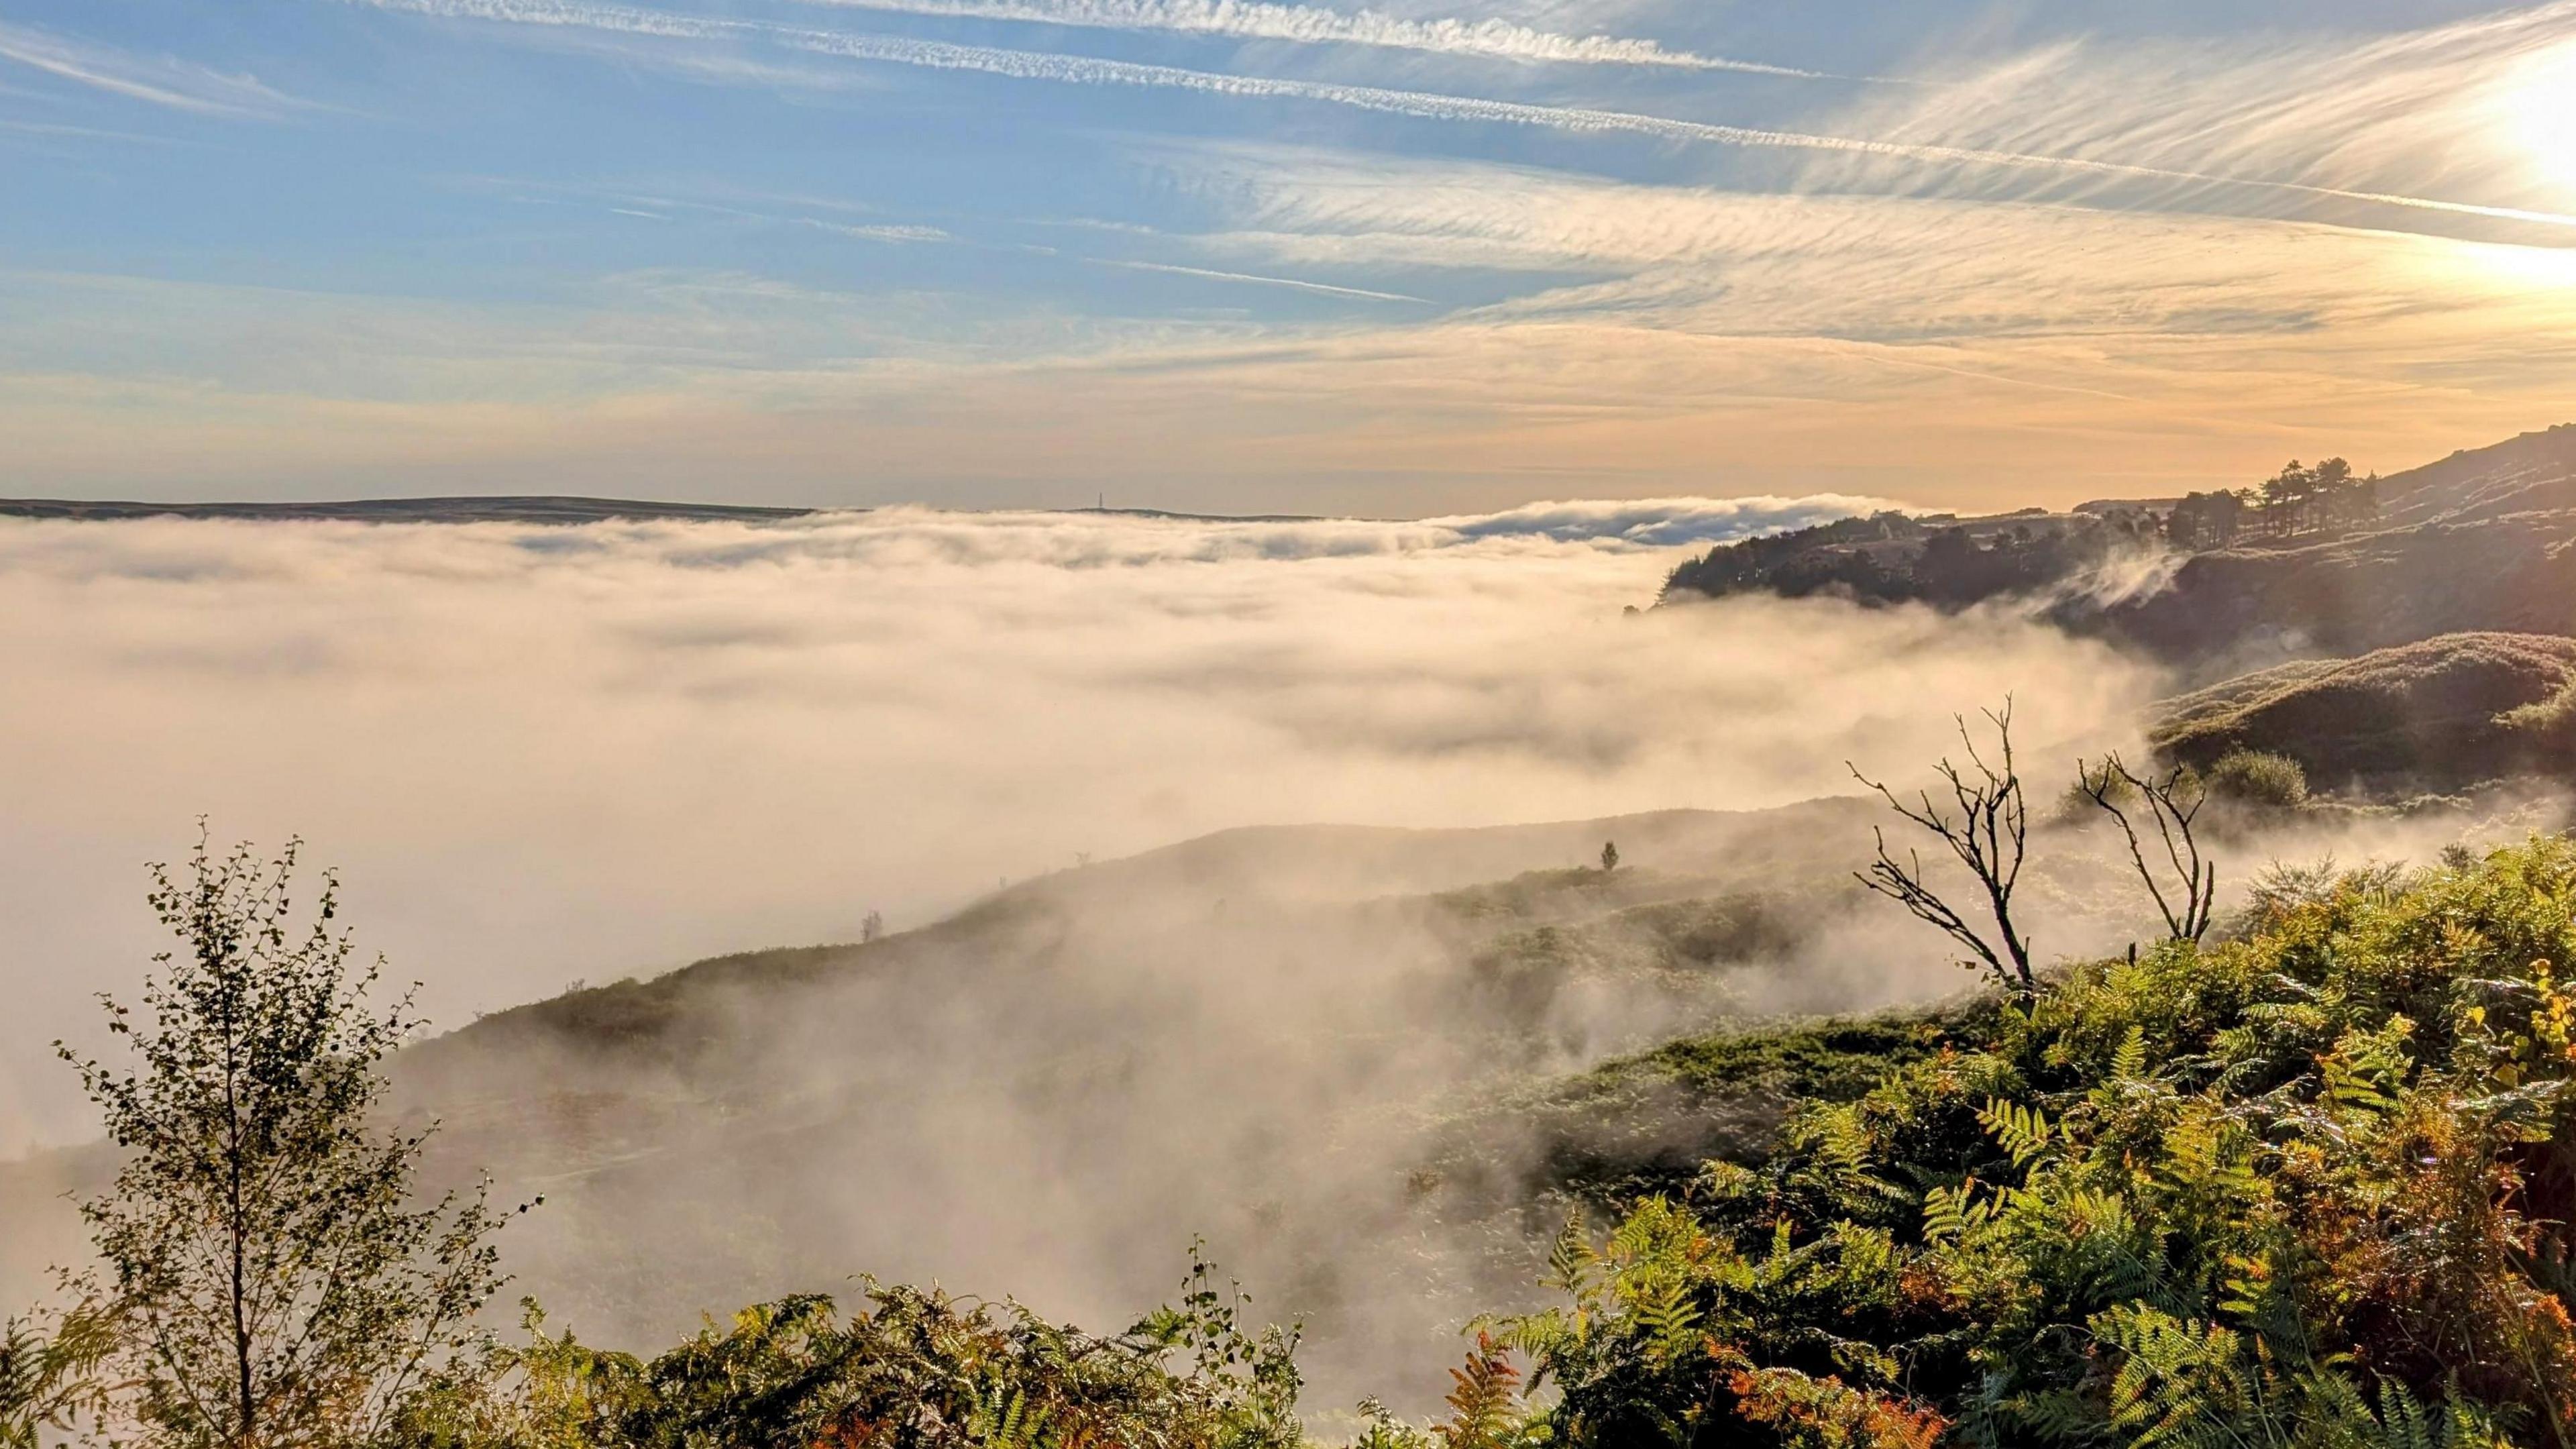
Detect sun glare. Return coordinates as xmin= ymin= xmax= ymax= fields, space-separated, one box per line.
xmin=2510 ymin=45 xmax=2576 ymax=195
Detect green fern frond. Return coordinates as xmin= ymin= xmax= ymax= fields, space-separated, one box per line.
xmin=1546 ymin=1210 xmax=1596 ymax=1299
xmin=1979 ymin=1097 xmax=2057 ymax=1171
xmin=2112 ymin=1024 xmax=2149 ymax=1082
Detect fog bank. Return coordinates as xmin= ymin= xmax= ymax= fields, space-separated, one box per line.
xmin=0 ymin=500 xmax=2165 ymax=1153
xmin=15 ymin=501 xmax=2574 ymax=1417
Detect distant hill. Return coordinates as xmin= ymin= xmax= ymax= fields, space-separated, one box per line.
xmin=384 ymin=801 xmax=1894 ymax=1140
xmin=2371 ymin=424 xmax=2576 ymax=525
xmin=0 ymin=498 xmax=1333 ymax=527
xmin=0 ymin=496 xmax=819 ymax=525
xmin=1662 ymin=423 xmax=2576 ymax=663
xmin=2094 ymin=504 xmax=2576 ymax=661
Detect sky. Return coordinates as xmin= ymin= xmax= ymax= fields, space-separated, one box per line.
xmin=4 ymin=0 xmax=2576 ymax=513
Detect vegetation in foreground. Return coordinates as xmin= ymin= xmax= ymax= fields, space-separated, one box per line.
xmin=1456 ymin=838 xmax=2576 ymax=1447
xmin=13 ymin=815 xmax=2576 ymax=1446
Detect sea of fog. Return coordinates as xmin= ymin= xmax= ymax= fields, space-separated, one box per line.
xmin=0 ymin=498 xmax=2171 ymax=1155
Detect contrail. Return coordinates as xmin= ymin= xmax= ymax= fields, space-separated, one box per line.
xmin=357 ymin=0 xmax=2576 ymax=231
xmin=782 ymin=0 xmax=1888 ymax=82
xmin=1091 ymin=256 xmax=1430 ymax=301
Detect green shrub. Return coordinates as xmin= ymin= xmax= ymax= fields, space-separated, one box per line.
xmin=2501 ymin=678 xmax=2576 ymax=762
xmin=1474 ymin=839 xmax=2576 ymax=1447
xmin=394 ymin=1248 xmax=1303 ymax=1449
xmin=2055 ymin=759 xmax=2141 ymax=824
xmin=2205 ymin=747 xmax=2308 ymax=806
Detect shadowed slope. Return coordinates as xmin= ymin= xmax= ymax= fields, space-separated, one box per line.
xmin=2149 ymin=632 xmax=2576 ymax=788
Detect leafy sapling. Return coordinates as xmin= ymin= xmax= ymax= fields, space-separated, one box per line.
xmin=54 ymin=833 xmax=526 ymax=1449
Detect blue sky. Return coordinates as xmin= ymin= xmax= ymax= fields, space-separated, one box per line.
xmin=5 ymin=0 xmax=2575 ymax=512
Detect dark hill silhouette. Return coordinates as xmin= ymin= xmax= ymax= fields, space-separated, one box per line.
xmin=0 ymin=497 xmax=1335 ymax=526
xmin=1662 ymin=423 xmax=2576 ymax=663
xmin=0 ymin=495 xmax=819 ymax=525
xmin=2095 ymin=506 xmax=2576 ymax=659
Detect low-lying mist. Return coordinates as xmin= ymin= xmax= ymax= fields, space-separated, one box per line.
xmin=0 ymin=500 xmax=2149 ymax=1150
xmin=5 ymin=502 xmax=2553 ymax=1415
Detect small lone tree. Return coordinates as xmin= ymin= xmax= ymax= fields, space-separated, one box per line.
xmin=2077 ymin=752 xmax=2218 ymax=944
xmin=1851 ymin=704 xmax=2035 ymax=995
xmin=1599 ymin=841 xmax=1619 ymax=874
xmin=56 ymin=833 xmax=517 ymax=1449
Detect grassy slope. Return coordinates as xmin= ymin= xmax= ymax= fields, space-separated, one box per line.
xmin=1421 ymin=1012 xmax=1960 ymax=1212
xmin=2147 ymin=631 xmax=2576 ymax=786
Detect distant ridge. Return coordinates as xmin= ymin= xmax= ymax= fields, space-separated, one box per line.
xmin=0 ymin=496 xmax=820 ymax=525
xmin=1659 ymin=423 xmax=2576 ymax=662
xmin=0 ymin=497 xmax=1340 ymax=526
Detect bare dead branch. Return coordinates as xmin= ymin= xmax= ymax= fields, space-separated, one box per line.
xmin=1849 ymin=701 xmax=2035 ymax=994
xmin=2077 ymin=751 xmax=2217 ymax=943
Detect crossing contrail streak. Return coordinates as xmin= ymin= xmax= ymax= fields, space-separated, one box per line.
xmin=358 ymin=0 xmax=2576 ymax=231
xmin=782 ymin=0 xmax=1893 ymax=82
xmin=1091 ymin=256 xmax=1432 ymax=301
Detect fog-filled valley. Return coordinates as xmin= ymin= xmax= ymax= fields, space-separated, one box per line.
xmin=13 ymin=449 xmax=2576 ymax=1424
xmin=19 ymin=0 xmax=2576 ymax=1428
xmin=12 ymin=771 xmax=2563 ymax=1412
xmin=0 ymin=500 xmax=2150 ymax=1405
xmin=0 ymin=497 xmax=2151 ymax=1152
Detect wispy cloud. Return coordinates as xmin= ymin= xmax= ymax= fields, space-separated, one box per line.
xmin=1796 ymin=5 xmax=2576 ymax=229
xmin=490 ymin=176 xmax=1419 ymax=299
xmin=1170 ymin=146 xmax=2576 ymax=400
xmin=16 ymin=191 xmax=2573 ymax=516
xmin=0 ymin=19 xmax=304 ymax=118
xmin=782 ymin=0 xmax=1878 ymax=80
xmin=353 ymin=0 xmax=2576 ymax=233
xmin=20 ymin=1 xmax=2576 ymax=510
xmin=800 ymin=217 xmax=957 ymax=243
xmin=0 ymin=116 xmax=181 ymax=145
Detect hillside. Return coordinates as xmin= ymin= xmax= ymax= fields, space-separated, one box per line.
xmin=2372 ymin=423 xmax=2576 ymax=525
xmin=23 ymin=769 xmax=2565 ymax=1414
xmin=388 ymin=803 xmax=1880 ymax=1091
xmin=1413 ymin=837 xmax=2576 ymax=1443
xmin=6 ymin=797 xmax=1916 ymax=1403
xmin=2148 ymin=631 xmax=2576 ymax=789
xmin=12 ymin=729 xmax=2576 ymax=1443
xmin=32 ymin=809 xmax=2576 ymax=1446
xmin=1662 ymin=423 xmax=2576 ymax=664
xmin=2096 ymin=506 xmax=2576 ymax=661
